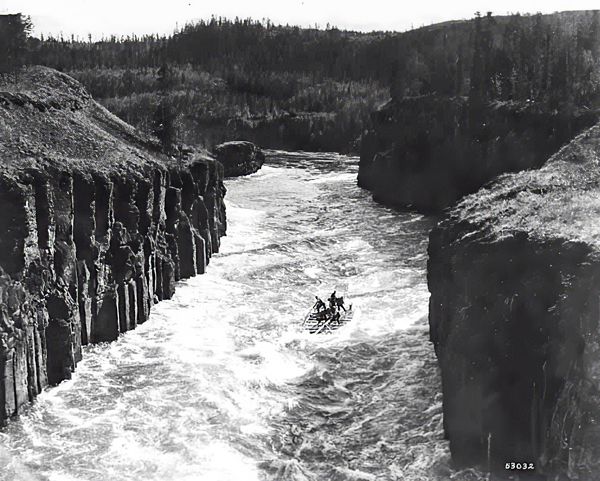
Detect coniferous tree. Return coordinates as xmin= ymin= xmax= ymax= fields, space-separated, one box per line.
xmin=153 ymin=63 xmax=181 ymax=155
xmin=153 ymin=99 xmax=179 ymax=155
xmin=0 ymin=13 xmax=33 ymax=74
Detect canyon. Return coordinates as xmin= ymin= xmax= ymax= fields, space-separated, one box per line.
xmin=3 ymin=62 xmax=600 ymax=480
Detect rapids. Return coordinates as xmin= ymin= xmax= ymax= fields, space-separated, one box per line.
xmin=0 ymin=151 xmax=456 ymax=480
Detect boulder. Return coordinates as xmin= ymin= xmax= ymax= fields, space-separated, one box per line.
xmin=214 ymin=141 xmax=265 ymax=177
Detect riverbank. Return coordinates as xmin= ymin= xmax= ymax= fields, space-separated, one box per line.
xmin=0 ymin=66 xmax=226 ymax=422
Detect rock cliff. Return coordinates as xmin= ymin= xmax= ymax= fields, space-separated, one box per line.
xmin=428 ymin=125 xmax=600 ymax=477
xmin=0 ymin=67 xmax=226 ymax=422
xmin=359 ymin=96 xmax=598 ymax=213
xmin=214 ymin=140 xmax=265 ymax=177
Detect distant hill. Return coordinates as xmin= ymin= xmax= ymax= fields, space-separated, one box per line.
xmin=24 ymin=18 xmax=396 ymax=152
xmin=14 ymin=11 xmax=600 ymax=159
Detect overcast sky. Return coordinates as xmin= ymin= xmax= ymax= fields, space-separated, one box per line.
xmin=2 ymin=0 xmax=600 ymax=39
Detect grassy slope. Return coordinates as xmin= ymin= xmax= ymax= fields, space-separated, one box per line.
xmin=449 ymin=124 xmax=600 ymax=247
xmin=0 ymin=66 xmax=212 ymax=177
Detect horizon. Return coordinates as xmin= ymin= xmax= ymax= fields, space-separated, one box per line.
xmin=2 ymin=0 xmax=600 ymax=40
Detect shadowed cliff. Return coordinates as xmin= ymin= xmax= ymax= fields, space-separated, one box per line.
xmin=359 ymin=96 xmax=598 ymax=212
xmin=428 ymin=125 xmax=600 ymax=477
xmin=0 ymin=66 xmax=226 ymax=422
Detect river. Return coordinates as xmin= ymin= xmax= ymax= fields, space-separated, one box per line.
xmin=0 ymin=151 xmax=459 ymax=480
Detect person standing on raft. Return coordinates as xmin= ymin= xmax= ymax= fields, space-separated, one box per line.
xmin=328 ymin=291 xmax=337 ymax=310
xmin=314 ymin=296 xmax=326 ymax=311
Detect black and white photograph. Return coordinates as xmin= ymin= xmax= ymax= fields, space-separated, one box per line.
xmin=1 ymin=1 xmax=600 ymax=479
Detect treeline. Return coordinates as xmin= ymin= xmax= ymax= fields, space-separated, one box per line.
xmin=6 ymin=12 xmax=600 ymax=154
xmin=24 ymin=11 xmax=600 ymax=109
xmin=57 ymin=64 xmax=387 ymax=152
xmin=384 ymin=11 xmax=600 ymax=108
xmin=28 ymin=18 xmax=396 ymax=83
xmin=23 ymin=17 xmax=395 ymax=152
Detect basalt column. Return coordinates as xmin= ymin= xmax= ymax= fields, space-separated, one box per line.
xmin=0 ymin=158 xmax=226 ymax=424
xmin=0 ymin=66 xmax=227 ymax=424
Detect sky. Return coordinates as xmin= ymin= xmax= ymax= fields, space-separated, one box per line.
xmin=2 ymin=0 xmax=600 ymax=39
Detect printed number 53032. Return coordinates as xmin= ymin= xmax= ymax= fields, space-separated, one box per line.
xmin=505 ymin=463 xmax=534 ymax=470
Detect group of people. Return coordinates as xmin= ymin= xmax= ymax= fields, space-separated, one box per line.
xmin=313 ymin=291 xmax=346 ymax=322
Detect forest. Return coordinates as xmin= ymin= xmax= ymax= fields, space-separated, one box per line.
xmin=24 ymin=18 xmax=394 ymax=152
xmin=3 ymin=11 xmax=600 ymax=155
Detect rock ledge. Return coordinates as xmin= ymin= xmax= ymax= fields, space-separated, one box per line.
xmin=214 ymin=141 xmax=265 ymax=177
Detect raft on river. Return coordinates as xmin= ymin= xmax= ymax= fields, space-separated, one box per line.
xmin=302 ymin=304 xmax=354 ymax=334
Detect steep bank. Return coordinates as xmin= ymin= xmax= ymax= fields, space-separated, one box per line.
xmin=358 ymin=11 xmax=600 ymax=213
xmin=428 ymin=125 xmax=600 ymax=477
xmin=0 ymin=67 xmax=226 ymax=422
xmin=359 ymin=96 xmax=598 ymax=213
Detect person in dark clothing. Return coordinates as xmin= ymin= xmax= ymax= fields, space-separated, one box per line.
xmin=328 ymin=291 xmax=337 ymax=310
xmin=314 ymin=296 xmax=326 ymax=312
xmin=336 ymin=296 xmax=347 ymax=312
xmin=332 ymin=310 xmax=341 ymax=325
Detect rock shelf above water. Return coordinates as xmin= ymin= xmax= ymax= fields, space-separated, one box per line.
xmin=428 ymin=125 xmax=600 ymax=476
xmin=0 ymin=67 xmax=226 ymax=422
xmin=214 ymin=140 xmax=265 ymax=177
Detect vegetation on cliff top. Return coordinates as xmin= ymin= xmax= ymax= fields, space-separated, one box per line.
xmin=0 ymin=65 xmax=212 ymax=176
xmin=20 ymin=18 xmax=393 ymax=152
xmin=445 ymin=123 xmax=600 ymax=247
xmin=21 ymin=12 xmax=600 ymax=154
xmin=359 ymin=10 xmax=600 ymax=211
xmin=5 ymin=11 xmax=600 ymax=164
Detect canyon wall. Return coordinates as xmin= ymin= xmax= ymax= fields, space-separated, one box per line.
xmin=428 ymin=125 xmax=600 ymax=477
xmin=0 ymin=67 xmax=226 ymax=423
xmin=359 ymin=96 xmax=598 ymax=213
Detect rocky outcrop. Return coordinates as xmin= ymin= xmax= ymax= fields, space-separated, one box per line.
xmin=0 ymin=67 xmax=226 ymax=423
xmin=428 ymin=125 xmax=600 ymax=477
xmin=359 ymin=96 xmax=598 ymax=213
xmin=214 ymin=140 xmax=265 ymax=177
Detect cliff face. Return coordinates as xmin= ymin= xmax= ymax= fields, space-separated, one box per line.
xmin=359 ymin=96 xmax=598 ymax=213
xmin=214 ymin=140 xmax=265 ymax=177
xmin=428 ymin=126 xmax=600 ymax=476
xmin=0 ymin=67 xmax=226 ymax=422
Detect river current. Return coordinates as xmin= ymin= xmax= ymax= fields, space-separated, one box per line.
xmin=1 ymin=152 xmax=456 ymax=480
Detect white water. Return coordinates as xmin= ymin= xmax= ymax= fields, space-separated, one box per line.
xmin=0 ymin=152 xmax=454 ymax=481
